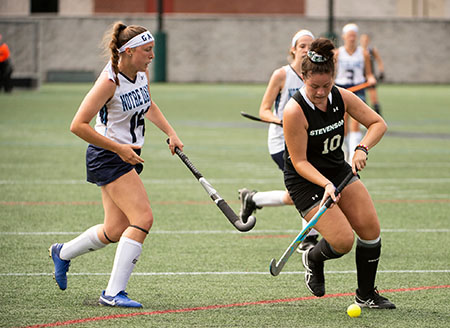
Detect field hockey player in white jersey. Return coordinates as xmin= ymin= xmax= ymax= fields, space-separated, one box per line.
xmin=360 ymin=33 xmax=385 ymax=116
xmin=49 ymin=22 xmax=183 ymax=308
xmin=238 ymin=29 xmax=320 ymax=251
xmin=335 ymin=23 xmax=376 ymax=163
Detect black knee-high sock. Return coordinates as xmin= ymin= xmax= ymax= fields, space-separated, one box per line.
xmin=308 ymin=238 xmax=344 ymax=263
xmin=356 ymin=238 xmax=381 ymax=297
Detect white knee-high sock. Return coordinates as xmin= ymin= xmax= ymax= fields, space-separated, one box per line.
xmin=342 ymin=137 xmax=350 ymax=163
xmin=60 ymin=224 xmax=107 ymax=260
xmin=105 ymin=236 xmax=142 ymax=297
xmin=348 ymin=131 xmax=362 ymax=163
xmin=252 ymin=191 xmax=286 ymax=207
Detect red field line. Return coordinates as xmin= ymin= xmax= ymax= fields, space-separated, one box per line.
xmin=0 ymin=201 xmax=102 ymax=206
xmin=0 ymin=200 xmax=238 ymax=206
xmin=18 ymin=285 xmax=450 ymax=328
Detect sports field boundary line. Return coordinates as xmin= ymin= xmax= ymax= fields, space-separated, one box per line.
xmin=2 ymin=269 xmax=449 ymax=277
xmin=2 ymin=177 xmax=450 ymax=185
xmin=1 ymin=228 xmax=448 ymax=236
xmin=386 ymin=130 xmax=450 ymax=140
xmin=16 ymin=285 xmax=450 ymax=328
xmin=1 ymin=199 xmax=449 ymax=206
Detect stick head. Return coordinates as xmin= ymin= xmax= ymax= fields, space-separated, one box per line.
xmin=269 ymin=258 xmax=281 ymax=276
xmin=233 ymin=215 xmax=256 ymax=232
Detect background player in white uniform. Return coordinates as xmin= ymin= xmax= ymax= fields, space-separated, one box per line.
xmin=49 ymin=22 xmax=183 ymax=308
xmin=238 ymin=29 xmax=319 ymax=250
xmin=360 ymin=33 xmax=385 ymax=116
xmin=335 ymin=23 xmax=376 ymax=163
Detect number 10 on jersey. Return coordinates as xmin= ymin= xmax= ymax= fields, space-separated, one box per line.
xmin=322 ymin=135 xmax=342 ymax=154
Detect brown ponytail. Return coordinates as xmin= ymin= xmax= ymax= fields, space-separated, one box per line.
xmin=109 ymin=22 xmax=127 ymax=85
xmin=103 ymin=21 xmax=148 ymax=85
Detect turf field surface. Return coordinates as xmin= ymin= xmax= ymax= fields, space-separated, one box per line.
xmin=0 ymin=83 xmax=449 ymax=327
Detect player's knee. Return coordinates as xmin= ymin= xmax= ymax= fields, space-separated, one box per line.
xmin=103 ymin=224 xmax=127 ymax=243
xmin=283 ymin=192 xmax=294 ymax=205
xmin=333 ymin=232 xmax=354 ymax=254
xmin=140 ymin=217 xmax=153 ymax=232
xmin=353 ymin=218 xmax=380 ymax=240
xmin=132 ymin=208 xmax=154 ymax=232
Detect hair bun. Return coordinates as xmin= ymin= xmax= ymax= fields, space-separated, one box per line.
xmin=307 ymin=50 xmax=328 ymax=63
xmin=310 ymin=38 xmax=335 ymax=60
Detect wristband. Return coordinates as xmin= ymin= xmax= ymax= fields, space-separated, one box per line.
xmin=355 ymin=144 xmax=369 ymax=155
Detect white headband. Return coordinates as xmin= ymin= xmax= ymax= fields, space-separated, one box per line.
xmin=291 ymin=29 xmax=314 ymax=48
xmin=342 ymin=23 xmax=359 ymax=35
xmin=118 ymin=31 xmax=154 ymax=53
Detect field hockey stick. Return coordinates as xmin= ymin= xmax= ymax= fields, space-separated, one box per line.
xmin=167 ymin=139 xmax=256 ymax=232
xmin=269 ymin=170 xmax=356 ymax=276
xmin=241 ymin=83 xmax=369 ymax=124
xmin=240 ymin=112 xmax=283 ymax=127
xmin=346 ymin=82 xmax=371 ymax=93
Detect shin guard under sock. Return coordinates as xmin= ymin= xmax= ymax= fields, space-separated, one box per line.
xmin=60 ymin=224 xmax=107 ymax=260
xmin=356 ymin=237 xmax=381 ymax=297
xmin=308 ymin=238 xmax=344 ymax=263
xmin=105 ymin=236 xmax=142 ymax=297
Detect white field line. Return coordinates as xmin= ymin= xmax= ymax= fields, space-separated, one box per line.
xmin=2 ymin=177 xmax=450 ymax=185
xmin=1 ymin=228 xmax=449 ymax=236
xmin=2 ymin=162 xmax=450 ymax=169
xmin=370 ymin=162 xmax=450 ymax=168
xmin=1 ymin=270 xmax=449 ymax=277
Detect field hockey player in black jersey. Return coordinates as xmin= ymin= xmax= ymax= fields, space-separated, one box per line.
xmin=282 ymin=37 xmax=395 ymax=309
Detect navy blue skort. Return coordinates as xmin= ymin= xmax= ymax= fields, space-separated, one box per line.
xmin=270 ymin=150 xmax=285 ymax=171
xmin=86 ymin=144 xmax=143 ymax=186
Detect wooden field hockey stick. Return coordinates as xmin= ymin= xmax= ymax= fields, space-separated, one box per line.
xmin=269 ymin=170 xmax=356 ymax=276
xmin=167 ymin=139 xmax=256 ymax=232
xmin=240 ymin=112 xmax=283 ymax=127
xmin=346 ymin=82 xmax=371 ymax=93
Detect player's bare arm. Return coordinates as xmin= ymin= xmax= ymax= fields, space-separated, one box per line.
xmin=70 ymin=73 xmax=144 ymax=165
xmin=259 ymin=68 xmax=286 ymax=123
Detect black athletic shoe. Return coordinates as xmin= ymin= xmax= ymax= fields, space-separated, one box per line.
xmin=238 ymin=188 xmax=258 ymax=223
xmin=355 ymin=287 xmax=396 ymax=309
xmin=302 ymin=248 xmax=325 ymax=297
xmin=297 ymin=234 xmax=319 ymax=252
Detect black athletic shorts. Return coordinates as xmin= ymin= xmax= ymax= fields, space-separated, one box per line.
xmin=86 ymin=144 xmax=143 ymax=186
xmin=284 ymin=162 xmax=359 ymax=217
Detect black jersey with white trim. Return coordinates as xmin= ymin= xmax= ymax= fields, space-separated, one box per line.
xmin=284 ymin=85 xmax=346 ymax=177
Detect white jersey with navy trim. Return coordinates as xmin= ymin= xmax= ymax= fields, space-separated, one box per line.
xmin=95 ymin=61 xmax=152 ymax=147
xmin=268 ymin=65 xmax=304 ymax=154
xmin=335 ymin=46 xmax=366 ymax=86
